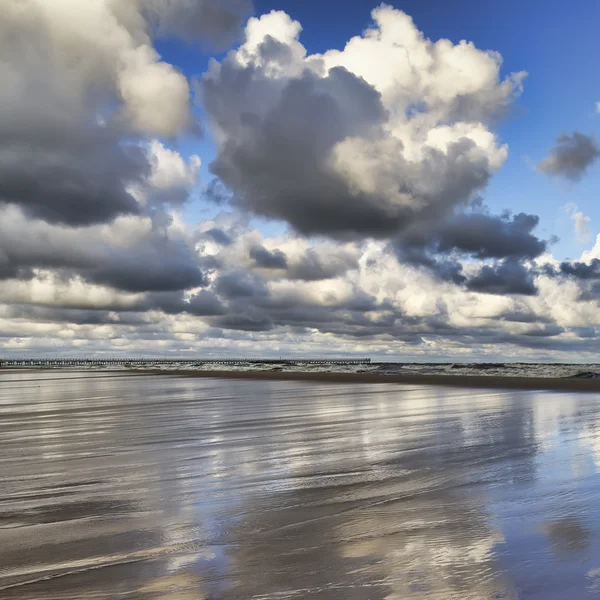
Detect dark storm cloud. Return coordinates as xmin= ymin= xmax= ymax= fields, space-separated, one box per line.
xmin=393 ymin=244 xmax=466 ymax=284
xmin=249 ymin=245 xmax=288 ymax=269
xmin=546 ymin=260 xmax=600 ymax=303
xmin=435 ymin=212 xmax=547 ymax=260
xmin=215 ymin=273 xmax=269 ymax=299
xmin=206 ymin=228 xmax=233 ymax=245
xmin=569 ymin=326 xmax=599 ymax=339
xmin=143 ymin=0 xmax=253 ymax=49
xmin=210 ymin=313 xmax=274 ymax=332
xmin=559 ymin=258 xmax=600 ymax=280
xmin=538 ymin=132 xmax=600 ymax=181
xmin=148 ymin=290 xmax=227 ymax=316
xmin=466 ymin=259 xmax=537 ymax=296
xmin=285 ymin=249 xmax=359 ymax=281
xmin=205 ymin=62 xmax=402 ymax=238
xmin=0 ymin=214 xmax=205 ymax=294
xmin=202 ymin=288 xmax=396 ymax=336
xmin=522 ymin=325 xmax=564 ymax=337
xmin=5 ymin=304 xmax=151 ymax=327
xmin=578 ymin=282 xmax=600 ymax=302
xmin=0 ymin=258 xmax=33 ymax=282
xmin=500 ymin=310 xmax=552 ymax=324
xmin=87 ymin=246 xmax=205 ymax=293
xmin=543 ymin=259 xmax=600 ymax=303
xmin=393 ymin=210 xmax=545 ymax=284
xmin=0 ymin=119 xmax=145 ymax=226
xmin=0 ymin=0 xmax=255 ymax=227
xmin=87 ymin=251 xmax=204 ymax=294
xmin=186 ymin=290 xmax=228 ymax=316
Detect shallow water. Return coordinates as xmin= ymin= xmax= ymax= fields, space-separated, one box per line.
xmin=1 ymin=372 xmax=600 ymax=599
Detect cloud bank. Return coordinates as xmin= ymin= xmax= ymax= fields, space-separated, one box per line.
xmin=538 ymin=133 xmax=600 ymax=182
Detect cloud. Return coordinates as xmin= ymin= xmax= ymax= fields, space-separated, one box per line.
xmin=3 ymin=0 xmax=195 ymax=136
xmin=149 ymin=290 xmax=227 ymax=316
xmin=205 ymin=227 xmax=233 ymax=246
xmin=5 ymin=2 xmax=600 ymax=360
xmin=0 ymin=0 xmax=247 ymax=227
xmin=559 ymin=259 xmax=600 ymax=280
xmin=0 ymin=0 xmax=250 ymax=296
xmin=392 ymin=244 xmax=465 ymax=284
xmin=215 ymin=272 xmax=269 ymax=299
xmin=434 ymin=212 xmax=547 ymax=259
xmin=141 ymin=0 xmax=252 ymax=49
xmin=145 ymin=141 xmax=201 ymax=208
xmin=202 ymin=5 xmax=525 ymax=239
xmin=249 ymin=245 xmax=288 ymax=269
xmin=248 ymin=241 xmax=359 ymax=281
xmin=85 ymin=241 xmax=205 ymax=293
xmin=564 ymin=203 xmax=591 ymax=243
xmin=185 ymin=290 xmax=228 ymax=316
xmin=0 ymin=207 xmax=205 ymax=293
xmin=393 ymin=209 xmax=546 ymax=283
xmin=210 ymin=313 xmax=274 ymax=332
xmin=466 ymin=259 xmax=538 ymax=296
xmin=538 ymin=132 xmax=600 ymax=181
xmin=3 ymin=236 xmax=600 ymax=359
xmin=0 ymin=118 xmax=146 ymax=226
xmin=285 ymin=248 xmax=359 ymax=281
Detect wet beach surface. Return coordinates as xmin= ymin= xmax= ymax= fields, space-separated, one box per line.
xmin=2 ymin=372 xmax=600 ymax=598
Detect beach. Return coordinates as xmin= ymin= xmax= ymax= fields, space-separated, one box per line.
xmin=2 ymin=370 xmax=600 ymax=598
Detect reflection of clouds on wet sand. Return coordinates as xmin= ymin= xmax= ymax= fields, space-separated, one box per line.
xmin=205 ymin=386 xmax=538 ymax=599
xmin=2 ymin=374 xmax=600 ymax=598
xmin=543 ymin=516 xmax=591 ymax=557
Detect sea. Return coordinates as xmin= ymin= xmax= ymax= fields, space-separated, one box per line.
xmin=2 ymin=370 xmax=600 ymax=599
xmin=120 ymin=360 xmax=600 ymax=379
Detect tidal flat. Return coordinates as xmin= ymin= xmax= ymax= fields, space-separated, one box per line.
xmin=1 ymin=371 xmax=600 ymax=599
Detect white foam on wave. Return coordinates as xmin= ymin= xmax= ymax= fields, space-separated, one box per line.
xmin=122 ymin=361 xmax=600 ymax=379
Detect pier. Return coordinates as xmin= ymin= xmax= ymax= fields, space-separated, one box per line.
xmin=0 ymin=358 xmax=371 ymax=369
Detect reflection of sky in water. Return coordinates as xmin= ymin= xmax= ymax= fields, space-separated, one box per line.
xmin=486 ymin=392 xmax=600 ymax=599
xmin=3 ymin=374 xmax=600 ymax=598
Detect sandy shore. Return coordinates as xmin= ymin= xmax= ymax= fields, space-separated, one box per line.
xmin=131 ymin=369 xmax=600 ymax=391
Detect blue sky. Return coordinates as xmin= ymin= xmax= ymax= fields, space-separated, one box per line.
xmin=158 ymin=0 xmax=600 ymax=258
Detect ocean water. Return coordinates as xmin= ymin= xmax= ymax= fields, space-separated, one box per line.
xmin=2 ymin=371 xmax=600 ymax=598
xmin=120 ymin=361 xmax=600 ymax=379
xmin=5 ymin=360 xmax=600 ymax=379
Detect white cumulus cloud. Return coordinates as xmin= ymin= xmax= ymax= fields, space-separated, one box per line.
xmin=202 ymin=4 xmax=526 ymax=238
xmin=565 ymin=203 xmax=592 ymax=243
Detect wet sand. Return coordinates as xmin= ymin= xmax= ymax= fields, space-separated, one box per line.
xmin=2 ymin=371 xmax=600 ymax=598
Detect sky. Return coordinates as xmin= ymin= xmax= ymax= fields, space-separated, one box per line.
xmin=2 ymin=0 xmax=600 ymax=361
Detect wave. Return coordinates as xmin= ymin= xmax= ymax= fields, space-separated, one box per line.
xmin=568 ymin=371 xmax=600 ymax=380
xmin=6 ymin=360 xmax=600 ymax=380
